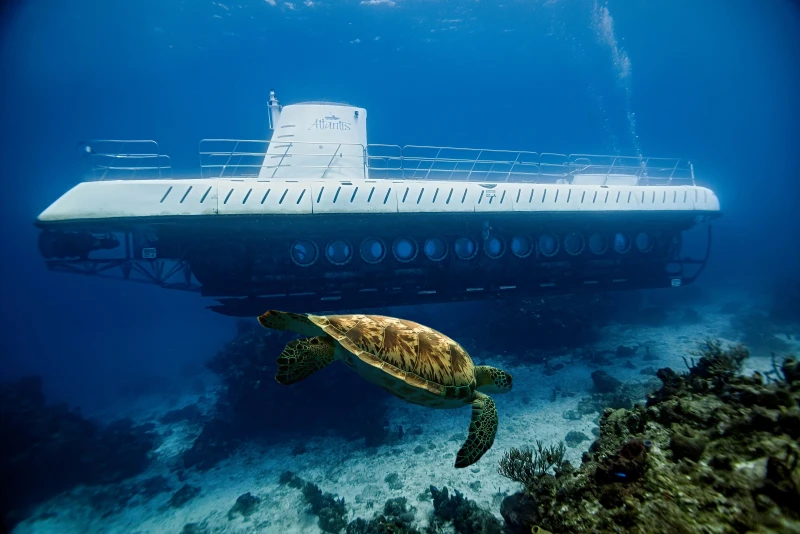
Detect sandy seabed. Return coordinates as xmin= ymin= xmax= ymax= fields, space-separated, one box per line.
xmin=13 ymin=292 xmax=800 ymax=534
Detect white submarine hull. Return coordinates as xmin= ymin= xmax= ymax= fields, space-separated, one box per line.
xmin=34 ymin=94 xmax=721 ymax=316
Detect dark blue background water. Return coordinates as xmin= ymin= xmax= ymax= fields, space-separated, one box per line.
xmin=2 ymin=0 xmax=798 ymax=410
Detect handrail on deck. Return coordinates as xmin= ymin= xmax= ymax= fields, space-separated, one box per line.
xmin=199 ymin=138 xmax=367 ymax=179
xmin=79 ymin=138 xmax=696 ymax=186
xmin=81 ymin=140 xmax=171 ymax=181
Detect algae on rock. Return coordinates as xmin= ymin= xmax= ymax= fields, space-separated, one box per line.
xmin=500 ymin=341 xmax=800 ymax=534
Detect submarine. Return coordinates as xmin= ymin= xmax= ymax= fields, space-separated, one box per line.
xmin=34 ymin=90 xmax=721 ymax=316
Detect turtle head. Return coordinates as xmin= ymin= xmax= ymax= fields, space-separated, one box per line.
xmin=475 ymin=365 xmax=513 ymax=394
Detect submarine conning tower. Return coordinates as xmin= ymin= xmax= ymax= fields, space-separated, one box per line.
xmin=260 ymin=92 xmax=368 ymax=181
xmin=32 ymin=88 xmax=721 ymax=316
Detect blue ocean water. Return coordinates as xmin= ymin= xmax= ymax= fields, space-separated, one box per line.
xmin=1 ymin=1 xmax=799 ymax=532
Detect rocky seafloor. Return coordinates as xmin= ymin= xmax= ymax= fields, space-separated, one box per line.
xmin=3 ymin=285 xmax=800 ymax=533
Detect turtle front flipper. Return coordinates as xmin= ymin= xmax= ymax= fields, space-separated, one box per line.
xmin=454 ymin=391 xmax=498 ymax=468
xmin=275 ymin=336 xmax=336 ymax=385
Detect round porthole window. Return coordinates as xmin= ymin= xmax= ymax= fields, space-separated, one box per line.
xmin=564 ymin=233 xmax=585 ymax=256
xmin=392 ymin=237 xmax=418 ymax=262
xmin=613 ymin=233 xmax=631 ymax=254
xmin=510 ymin=236 xmax=533 ymax=258
xmin=360 ymin=238 xmax=386 ymax=264
xmin=454 ymin=237 xmax=477 ymax=260
xmin=635 ymin=232 xmax=654 ymax=253
xmin=290 ymin=240 xmax=318 ymax=267
xmin=325 ymin=240 xmax=352 ymax=265
xmin=538 ymin=233 xmax=559 ymax=257
xmin=588 ymin=233 xmax=608 ymax=255
xmin=424 ymin=237 xmax=448 ymax=261
xmin=484 ymin=236 xmax=505 ymax=259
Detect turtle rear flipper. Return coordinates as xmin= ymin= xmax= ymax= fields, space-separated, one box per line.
xmin=275 ymin=336 xmax=336 ymax=385
xmin=454 ymin=392 xmax=498 ymax=468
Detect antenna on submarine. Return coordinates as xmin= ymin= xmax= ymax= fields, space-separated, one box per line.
xmin=268 ymin=89 xmax=281 ymax=130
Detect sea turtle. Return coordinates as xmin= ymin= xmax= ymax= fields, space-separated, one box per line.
xmin=257 ymin=310 xmax=513 ymax=468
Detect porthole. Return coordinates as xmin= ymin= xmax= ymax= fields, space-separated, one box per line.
xmin=424 ymin=237 xmax=448 ymax=261
xmin=454 ymin=236 xmax=478 ymax=260
xmin=588 ymin=233 xmax=608 ymax=255
xmin=564 ymin=233 xmax=585 ymax=256
xmin=290 ymin=240 xmax=318 ymax=267
xmin=484 ymin=235 xmax=505 ymax=259
xmin=360 ymin=237 xmax=386 ymax=264
xmin=538 ymin=233 xmax=559 ymax=257
xmin=635 ymin=232 xmax=654 ymax=253
xmin=613 ymin=233 xmax=631 ymax=254
xmin=510 ymin=236 xmax=533 ymax=258
xmin=325 ymin=239 xmax=352 ymax=265
xmin=392 ymin=237 xmax=418 ymax=262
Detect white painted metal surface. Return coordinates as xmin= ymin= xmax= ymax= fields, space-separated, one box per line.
xmin=259 ymin=103 xmax=367 ymax=181
xmin=37 ymin=178 xmax=721 ymax=222
xmin=37 ymin=93 xmax=721 ymax=224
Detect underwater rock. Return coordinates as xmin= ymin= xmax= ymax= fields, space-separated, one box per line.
xmin=564 ymin=431 xmax=590 ymax=448
xmin=591 ymin=370 xmax=622 ymax=393
xmin=782 ymin=356 xmax=800 ymax=386
xmin=384 ymin=472 xmax=403 ymax=491
xmin=0 ymin=375 xmax=157 ymax=529
xmin=345 ymin=496 xmax=419 ymax=534
xmin=169 ymin=484 xmax=201 ymax=508
xmin=542 ymin=358 xmax=564 ymax=376
xmin=669 ymin=430 xmax=708 ymax=463
xmin=228 ymin=492 xmax=260 ymax=520
xmin=279 ymin=471 xmax=347 ymax=533
xmin=499 ymin=493 xmax=539 ymax=534
xmin=594 ymin=439 xmax=648 ymax=484
xmin=181 ymin=521 xmax=209 ymax=534
xmin=499 ymin=339 xmax=800 ymax=533
xmin=429 ymin=486 xmax=504 ymax=534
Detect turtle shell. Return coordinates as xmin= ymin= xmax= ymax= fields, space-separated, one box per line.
xmin=309 ymin=314 xmax=476 ymax=400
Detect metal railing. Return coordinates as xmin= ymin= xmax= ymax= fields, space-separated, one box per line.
xmin=81 ymin=140 xmax=172 ymax=181
xmin=367 ymin=145 xmax=694 ymax=185
xmin=199 ymin=139 xmax=367 ymax=179
xmin=79 ymin=139 xmax=695 ymax=186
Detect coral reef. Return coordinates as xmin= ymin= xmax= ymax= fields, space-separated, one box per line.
xmin=0 ymin=375 xmax=157 ymax=530
xmin=500 ymin=341 xmax=800 ymax=533
xmin=279 ymin=471 xmax=347 ymax=533
xmin=428 ymin=486 xmax=504 ymax=534
xmin=497 ymin=441 xmax=567 ymax=494
xmin=280 ymin=471 xmax=502 ymax=534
